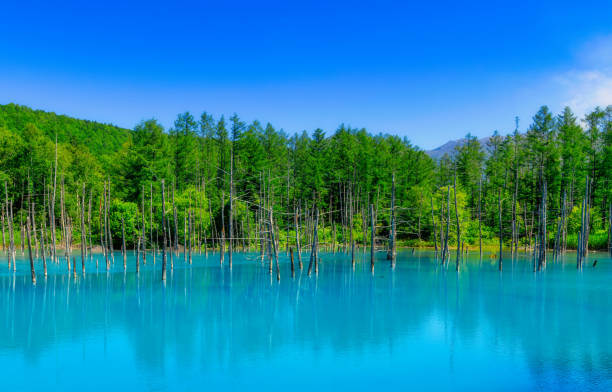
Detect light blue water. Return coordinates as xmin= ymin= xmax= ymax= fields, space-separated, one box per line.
xmin=1 ymin=249 xmax=611 ymax=391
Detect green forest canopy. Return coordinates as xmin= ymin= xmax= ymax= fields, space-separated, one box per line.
xmin=1 ymin=102 xmax=611 ymax=250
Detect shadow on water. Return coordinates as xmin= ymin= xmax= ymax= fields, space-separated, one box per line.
xmin=0 ymin=249 xmax=611 ymax=391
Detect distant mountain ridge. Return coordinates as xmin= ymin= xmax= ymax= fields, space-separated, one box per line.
xmin=426 ymin=136 xmax=491 ymax=160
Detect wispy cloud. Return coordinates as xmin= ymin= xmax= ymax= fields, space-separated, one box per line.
xmin=557 ymin=69 xmax=612 ymax=116
xmin=554 ymin=35 xmax=612 ymax=119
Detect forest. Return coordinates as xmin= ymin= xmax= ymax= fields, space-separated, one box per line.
xmin=1 ymin=102 xmax=612 ymax=269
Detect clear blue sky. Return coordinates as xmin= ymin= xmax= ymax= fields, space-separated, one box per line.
xmin=1 ymin=1 xmax=611 ymax=149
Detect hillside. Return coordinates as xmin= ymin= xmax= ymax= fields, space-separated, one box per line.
xmin=0 ymin=103 xmax=130 ymax=158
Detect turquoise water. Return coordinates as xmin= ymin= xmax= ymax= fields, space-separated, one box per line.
xmin=1 ymin=249 xmax=611 ymax=391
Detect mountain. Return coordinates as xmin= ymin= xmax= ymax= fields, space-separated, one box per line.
xmin=426 ymin=136 xmax=491 ymax=160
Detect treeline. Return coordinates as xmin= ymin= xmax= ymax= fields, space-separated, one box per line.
xmin=0 ymin=103 xmax=611 ymax=261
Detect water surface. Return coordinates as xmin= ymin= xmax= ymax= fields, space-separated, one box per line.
xmin=1 ymin=250 xmax=611 ymax=391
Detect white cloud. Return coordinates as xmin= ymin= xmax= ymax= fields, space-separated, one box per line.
xmin=554 ymin=35 xmax=612 ymax=120
xmin=557 ymin=69 xmax=612 ymax=117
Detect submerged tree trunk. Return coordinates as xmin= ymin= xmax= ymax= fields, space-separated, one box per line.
xmin=229 ymin=153 xmax=233 ymax=269
xmin=577 ymin=176 xmax=589 ymax=269
xmin=106 ymin=181 xmax=114 ymax=263
xmin=220 ymin=191 xmax=225 ymax=266
xmin=80 ymin=184 xmax=86 ymax=274
xmin=51 ymin=135 xmax=58 ymax=262
xmin=105 ymin=182 xmax=112 ymax=270
xmin=290 ymin=247 xmax=295 ymax=277
xmin=40 ymin=209 xmax=47 ymax=278
xmin=431 ymin=195 xmax=438 ymax=259
xmin=350 ymin=183 xmax=356 ymax=268
xmin=87 ymin=189 xmax=92 ymax=259
xmin=370 ymin=203 xmax=375 ymax=273
xmin=1 ymin=210 xmax=5 ymax=253
xmin=388 ymin=173 xmax=396 ymax=267
xmin=9 ymin=201 xmax=15 ymax=271
xmin=161 ymin=179 xmax=167 ymax=281
xmin=172 ymin=185 xmax=178 ymax=255
xmin=454 ymin=168 xmax=460 ymax=272
xmin=5 ymin=182 xmax=14 ymax=269
xmin=188 ymin=210 xmax=193 ymax=264
xmin=609 ymin=201 xmax=612 ymax=257
xmin=478 ymin=177 xmax=482 ymax=259
xmin=121 ymin=216 xmax=127 ymax=270
xmin=535 ymin=178 xmax=547 ymax=271
xmin=307 ymin=207 xmax=319 ymax=276
xmin=498 ymin=190 xmax=502 ymax=272
xmin=511 ymin=166 xmax=518 ymax=257
xmin=443 ymin=185 xmax=450 ymax=266
xmin=295 ymin=206 xmax=303 ymax=269
xmin=142 ymin=187 xmax=147 ymax=265
xmin=541 ymin=180 xmax=547 ymax=270
xmin=553 ymin=190 xmax=566 ymax=261
xmin=269 ymin=206 xmax=280 ymax=281
xmin=27 ymin=198 xmax=36 ymax=284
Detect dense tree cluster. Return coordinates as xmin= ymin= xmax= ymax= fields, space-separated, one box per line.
xmin=0 ymin=103 xmax=611 ymax=253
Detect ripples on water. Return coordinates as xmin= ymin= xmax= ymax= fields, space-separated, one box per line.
xmin=0 ymin=250 xmax=611 ymax=391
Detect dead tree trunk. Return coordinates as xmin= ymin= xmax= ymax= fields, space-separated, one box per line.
xmin=87 ymin=189 xmax=92 ymax=259
xmin=9 ymin=200 xmax=15 ymax=271
xmin=444 ymin=185 xmax=450 ymax=265
xmin=350 ymin=183 xmax=356 ymax=268
xmin=584 ymin=178 xmax=591 ymax=259
xmin=150 ymin=183 xmax=154 ymax=255
xmin=295 ymin=206 xmax=303 ymax=269
xmin=220 ymin=191 xmax=225 ymax=266
xmin=172 ymin=185 xmax=178 ymax=255
xmin=540 ymin=180 xmax=547 ymax=270
xmin=188 ymin=210 xmax=192 ymax=264
xmin=40 ymin=209 xmax=47 ymax=278
xmin=32 ymin=192 xmax=39 ymax=258
xmin=577 ymin=176 xmax=588 ymax=269
xmin=314 ymin=207 xmax=319 ymax=274
xmin=609 ymin=201 xmax=612 ymax=257
xmin=1 ymin=209 xmax=5 ymax=253
xmin=431 ymin=195 xmax=438 ymax=259
xmin=370 ymin=203 xmax=375 ymax=273
xmin=103 ymin=182 xmax=110 ymax=270
xmin=388 ymin=173 xmax=396 ymax=267
xmin=136 ymin=235 xmax=141 ymax=273
xmin=269 ymin=206 xmax=280 ymax=281
xmin=553 ymin=190 xmax=566 ymax=261
xmin=290 ymin=247 xmax=295 ymax=277
xmin=80 ymin=184 xmax=86 ymax=274
xmin=454 ymin=168 xmax=460 ymax=272
xmin=142 ymin=187 xmax=147 ymax=265
xmin=332 ymin=219 xmax=336 ymax=254
xmin=121 ymin=216 xmax=127 ymax=270
xmin=161 ymin=179 xmax=167 ymax=280
xmin=478 ymin=176 xmax=482 ymax=259
xmin=5 ymin=182 xmax=14 ymax=269
xmin=51 ymin=135 xmax=58 ymax=262
xmin=307 ymin=207 xmax=319 ymax=276
xmin=511 ymin=172 xmax=517 ymax=258
xmin=27 ymin=204 xmax=36 ymax=284
xmin=60 ymin=177 xmax=68 ymax=267
xmin=106 ymin=181 xmax=114 ymax=263
xmin=498 ymin=190 xmax=503 ymax=271
xmin=229 ymin=153 xmax=233 ymax=269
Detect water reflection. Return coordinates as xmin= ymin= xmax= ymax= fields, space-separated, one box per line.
xmin=0 ymin=250 xmax=611 ymax=391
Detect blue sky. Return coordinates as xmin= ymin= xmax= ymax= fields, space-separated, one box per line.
xmin=1 ymin=1 xmax=611 ymax=149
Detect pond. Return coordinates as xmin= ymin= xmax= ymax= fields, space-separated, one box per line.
xmin=1 ymin=249 xmax=611 ymax=391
